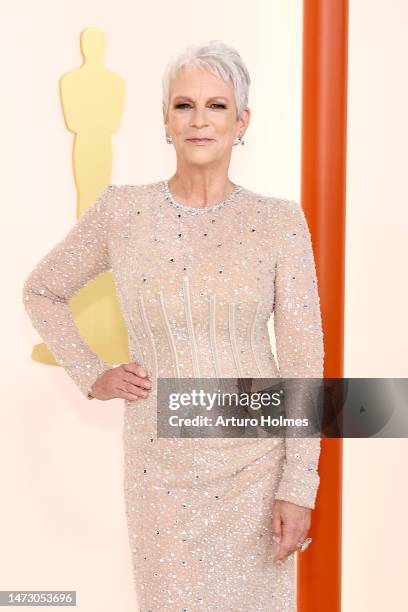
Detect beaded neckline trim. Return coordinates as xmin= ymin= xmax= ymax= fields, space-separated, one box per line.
xmin=158 ymin=180 xmax=244 ymax=214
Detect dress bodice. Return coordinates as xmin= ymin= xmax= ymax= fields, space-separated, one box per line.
xmin=22 ymin=179 xmax=324 ymax=509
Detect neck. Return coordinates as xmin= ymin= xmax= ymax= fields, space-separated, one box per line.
xmin=168 ymin=165 xmax=235 ymax=208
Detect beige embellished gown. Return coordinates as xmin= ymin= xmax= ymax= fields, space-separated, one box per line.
xmin=22 ymin=180 xmax=324 ymax=612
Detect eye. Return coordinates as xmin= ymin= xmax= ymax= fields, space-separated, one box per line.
xmin=174 ymin=102 xmax=227 ymax=110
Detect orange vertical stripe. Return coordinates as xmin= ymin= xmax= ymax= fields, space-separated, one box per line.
xmin=298 ymin=1 xmax=349 ymax=610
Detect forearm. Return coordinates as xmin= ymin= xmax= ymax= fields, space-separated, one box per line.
xmin=23 ymin=269 xmax=112 ymax=398
xmin=272 ymin=199 xmax=325 ymax=508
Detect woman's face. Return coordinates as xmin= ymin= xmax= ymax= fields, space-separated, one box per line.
xmin=163 ymin=66 xmax=250 ymax=168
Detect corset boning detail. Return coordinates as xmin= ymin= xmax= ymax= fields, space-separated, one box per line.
xmin=123 ymin=288 xmax=279 ymax=393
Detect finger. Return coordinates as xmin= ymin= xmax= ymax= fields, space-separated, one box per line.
xmin=273 ymin=541 xmax=296 ymax=564
xmin=122 ymin=362 xmax=150 ymax=379
xmin=295 ymin=529 xmax=309 ymax=551
xmin=273 ymin=526 xmax=301 ymax=564
xmin=121 ymin=371 xmax=152 ymax=390
xmin=117 ymin=382 xmax=150 ymax=399
xmin=271 ymin=508 xmax=282 ymax=544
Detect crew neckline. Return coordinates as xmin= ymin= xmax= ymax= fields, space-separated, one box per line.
xmin=157 ymin=179 xmax=244 ymax=213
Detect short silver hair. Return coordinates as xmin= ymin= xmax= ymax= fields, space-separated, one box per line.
xmin=162 ymin=39 xmax=251 ymax=120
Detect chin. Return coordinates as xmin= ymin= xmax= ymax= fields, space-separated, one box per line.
xmin=185 ymin=155 xmax=216 ymax=165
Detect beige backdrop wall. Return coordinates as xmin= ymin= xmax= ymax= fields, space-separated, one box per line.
xmin=1 ymin=1 xmax=406 ymax=611
xmin=344 ymin=1 xmax=408 ymax=611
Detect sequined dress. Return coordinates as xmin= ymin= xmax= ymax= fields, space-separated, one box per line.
xmin=22 ymin=180 xmax=324 ymax=612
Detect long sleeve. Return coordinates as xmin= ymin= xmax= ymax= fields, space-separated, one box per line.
xmin=273 ymin=200 xmax=324 ymax=509
xmin=22 ymin=185 xmax=115 ymax=399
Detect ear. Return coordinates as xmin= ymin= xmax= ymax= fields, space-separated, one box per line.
xmin=238 ymin=106 xmax=251 ymax=135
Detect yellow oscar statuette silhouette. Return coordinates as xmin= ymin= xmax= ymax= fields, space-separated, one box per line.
xmin=31 ymin=27 xmax=130 ymax=367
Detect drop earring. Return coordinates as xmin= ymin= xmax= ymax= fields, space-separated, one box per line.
xmin=233 ymin=133 xmax=245 ymax=147
xmin=166 ymin=135 xmax=173 ymax=144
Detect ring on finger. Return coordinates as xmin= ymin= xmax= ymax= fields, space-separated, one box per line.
xmin=297 ymin=537 xmax=312 ymax=552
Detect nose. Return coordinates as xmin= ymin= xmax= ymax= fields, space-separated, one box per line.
xmin=190 ymin=106 xmax=209 ymax=128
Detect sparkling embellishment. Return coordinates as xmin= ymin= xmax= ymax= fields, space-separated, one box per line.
xmin=159 ymin=179 xmax=243 ymax=214
xmin=22 ymin=179 xmax=324 ymax=610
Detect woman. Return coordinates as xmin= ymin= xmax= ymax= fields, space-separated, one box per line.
xmin=23 ymin=40 xmax=324 ymax=611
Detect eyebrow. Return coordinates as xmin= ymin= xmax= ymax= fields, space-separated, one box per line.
xmin=172 ymin=96 xmax=229 ymax=102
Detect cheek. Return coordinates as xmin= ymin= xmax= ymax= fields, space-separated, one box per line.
xmin=169 ymin=114 xmax=189 ymax=134
xmin=213 ymin=117 xmax=237 ymax=135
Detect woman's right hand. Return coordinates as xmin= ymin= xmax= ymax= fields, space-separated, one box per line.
xmin=89 ymin=362 xmax=152 ymax=401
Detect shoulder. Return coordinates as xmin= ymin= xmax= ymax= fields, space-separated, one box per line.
xmin=240 ymin=185 xmax=295 ymax=209
xmin=241 ymin=187 xmax=312 ymax=251
xmin=241 ymin=185 xmax=303 ymax=222
xmin=99 ymin=181 xmax=162 ymax=214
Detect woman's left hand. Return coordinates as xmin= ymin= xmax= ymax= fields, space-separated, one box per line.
xmin=271 ymin=499 xmax=312 ymax=565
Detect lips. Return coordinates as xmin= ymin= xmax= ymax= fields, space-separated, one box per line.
xmin=187 ymin=138 xmax=214 ymax=142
